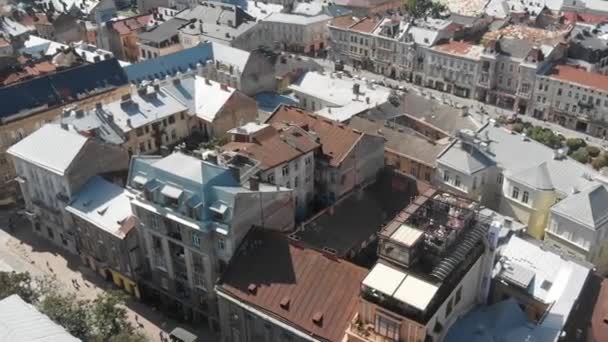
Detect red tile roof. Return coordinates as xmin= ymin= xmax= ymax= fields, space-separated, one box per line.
xmin=563 ymin=11 xmax=608 ymax=24
xmin=349 ymin=17 xmax=381 ymax=33
xmin=223 ymin=125 xmax=319 ymax=170
xmin=267 ymin=105 xmax=363 ymax=167
xmin=549 ymin=64 xmax=608 ymax=93
xmin=329 ymin=16 xmax=381 ymax=33
xmin=217 ymin=230 xmax=368 ymax=342
xmin=1 ymin=61 xmax=58 ymax=86
xmin=110 ymin=14 xmax=154 ymax=35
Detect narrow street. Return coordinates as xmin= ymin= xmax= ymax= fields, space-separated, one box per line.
xmin=0 ymin=208 xmax=217 ymax=342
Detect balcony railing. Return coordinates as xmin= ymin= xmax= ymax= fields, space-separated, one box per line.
xmin=345 ymin=314 xmax=398 ymax=342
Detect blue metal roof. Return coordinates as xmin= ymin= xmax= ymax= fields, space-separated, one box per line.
xmin=123 ymin=43 xmax=214 ymax=84
xmin=0 ymin=58 xmax=128 ymax=119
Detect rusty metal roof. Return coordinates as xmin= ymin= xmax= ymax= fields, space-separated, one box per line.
xmin=217 ymin=229 xmax=368 ymax=342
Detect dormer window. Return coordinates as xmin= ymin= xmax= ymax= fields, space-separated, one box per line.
xmin=210 ymin=201 xmax=228 ymax=221
xmin=132 ymin=175 xmax=148 ymax=190
xmin=161 ymin=184 xmax=183 ymax=209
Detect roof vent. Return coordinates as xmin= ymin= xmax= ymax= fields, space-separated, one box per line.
xmin=312 ymin=312 xmax=323 ymax=326
xmin=280 ymin=297 xmax=290 ymax=310
xmin=247 ymin=283 xmax=257 ymax=294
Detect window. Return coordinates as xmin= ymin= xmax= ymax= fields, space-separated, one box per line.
xmin=294 ymin=176 xmax=299 ymax=187
xmin=445 ymin=297 xmax=453 ymax=318
xmin=454 ymin=176 xmax=461 ymax=188
xmin=472 ymin=177 xmax=477 ymax=190
xmin=293 ymin=161 xmax=298 ymax=171
xmin=512 ymin=187 xmax=520 ymax=199
xmin=282 ymin=165 xmax=289 ymax=176
xmin=150 ymin=214 xmax=160 ymax=230
xmin=180 ymin=112 xmax=185 ymax=120
xmin=147 ymin=140 xmax=152 ymax=151
xmin=267 ymin=173 xmax=275 ymax=183
xmin=305 ymin=157 xmax=312 ymax=166
xmin=443 ymin=171 xmax=450 ymax=183
xmin=522 ymin=191 xmax=529 ymax=204
xmin=171 ymin=129 xmax=177 ymax=140
xmin=136 ymin=127 xmax=144 ymax=137
xmin=192 ymin=233 xmax=201 ymax=247
xmin=217 ymin=238 xmax=226 ymax=251
xmin=375 ymin=315 xmax=399 ymax=340
xmin=455 ymin=286 xmax=462 ymax=304
xmin=168 ymin=115 xmax=175 ymax=124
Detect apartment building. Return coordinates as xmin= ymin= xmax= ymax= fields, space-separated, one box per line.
xmin=162 ymin=76 xmax=258 ymax=139
xmin=425 ymin=41 xmax=484 ymax=98
xmin=241 ymin=12 xmax=332 ymax=54
xmin=436 ymin=121 xmax=603 ymax=239
xmin=127 ymin=152 xmax=294 ymax=328
xmin=124 ymin=42 xmax=276 ymax=97
xmin=216 ymin=229 xmax=368 ymax=342
xmin=66 ymin=176 xmax=143 ymax=298
xmin=567 ymin=23 xmax=608 ymax=74
xmin=7 ymin=124 xmax=129 ymax=254
xmin=533 ymin=64 xmax=608 ymax=138
xmin=102 ymin=14 xmax=155 ymax=62
xmin=137 ymin=18 xmax=186 ymax=60
xmin=288 ymin=71 xmax=392 ymax=122
xmin=475 ymin=26 xmax=568 ymax=114
xmin=447 ymin=235 xmax=591 ymax=341
xmin=544 ymin=184 xmax=608 ymax=274
xmin=345 ymin=189 xmax=494 ymax=342
xmin=328 ymin=16 xmax=381 ymax=70
xmin=0 ymin=58 xmax=129 ymax=205
xmin=266 ymin=105 xmax=385 ymax=204
xmin=222 ymin=122 xmax=320 ymax=219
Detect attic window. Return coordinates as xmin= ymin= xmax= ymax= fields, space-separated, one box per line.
xmin=247 ymin=283 xmax=257 ymax=294
xmin=280 ymin=296 xmax=290 ymax=310
xmin=312 ymin=312 xmax=323 ymax=326
xmin=540 ymin=280 xmax=553 ymax=291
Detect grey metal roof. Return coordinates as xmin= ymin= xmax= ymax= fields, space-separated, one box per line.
xmin=7 ymin=124 xmax=88 ymax=175
xmin=551 ymin=184 xmax=608 ymax=229
xmin=509 ymin=162 xmax=554 ymax=191
xmin=498 ymin=38 xmax=534 ymax=59
xmin=139 ymin=18 xmax=188 ymax=43
xmin=348 ymin=116 xmax=448 ymax=166
xmin=0 ymin=295 xmax=80 ymax=341
xmin=437 ymin=140 xmax=494 ymax=174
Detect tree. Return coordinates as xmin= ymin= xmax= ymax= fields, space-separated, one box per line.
xmin=39 ymin=293 xmax=90 ymax=340
xmin=106 ymin=331 xmax=149 ymax=342
xmin=89 ymin=292 xmax=134 ymax=341
xmin=0 ymin=271 xmax=40 ymax=303
xmin=526 ymin=126 xmax=563 ymax=149
xmin=406 ymin=0 xmax=447 ymax=18
xmin=566 ymin=138 xmax=587 ymax=154
xmin=571 ymin=147 xmax=590 ymax=164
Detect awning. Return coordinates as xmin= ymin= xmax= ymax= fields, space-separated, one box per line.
xmin=161 ymin=184 xmax=183 ymax=199
xmin=169 ymin=327 xmax=198 ymax=342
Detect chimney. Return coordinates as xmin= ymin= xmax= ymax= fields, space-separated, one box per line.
xmin=95 ymin=102 xmax=102 ymax=111
xmin=126 ymin=119 xmax=132 ymax=127
xmin=220 ymin=84 xmax=228 ymax=91
xmin=75 ymin=109 xmax=84 ymax=118
xmin=60 ymin=123 xmax=69 ymax=130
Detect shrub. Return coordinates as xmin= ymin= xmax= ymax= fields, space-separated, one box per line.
xmin=592 ymin=153 xmax=608 ymax=170
xmin=511 ymin=123 xmax=524 ymax=133
xmin=571 ymin=147 xmax=591 ymax=164
xmin=586 ymin=145 xmax=601 ymax=158
xmin=526 ymin=126 xmax=563 ymax=149
xmin=566 ymin=138 xmax=587 ymax=154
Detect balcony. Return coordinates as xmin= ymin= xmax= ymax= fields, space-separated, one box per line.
xmin=345 ymin=314 xmax=397 ymax=342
